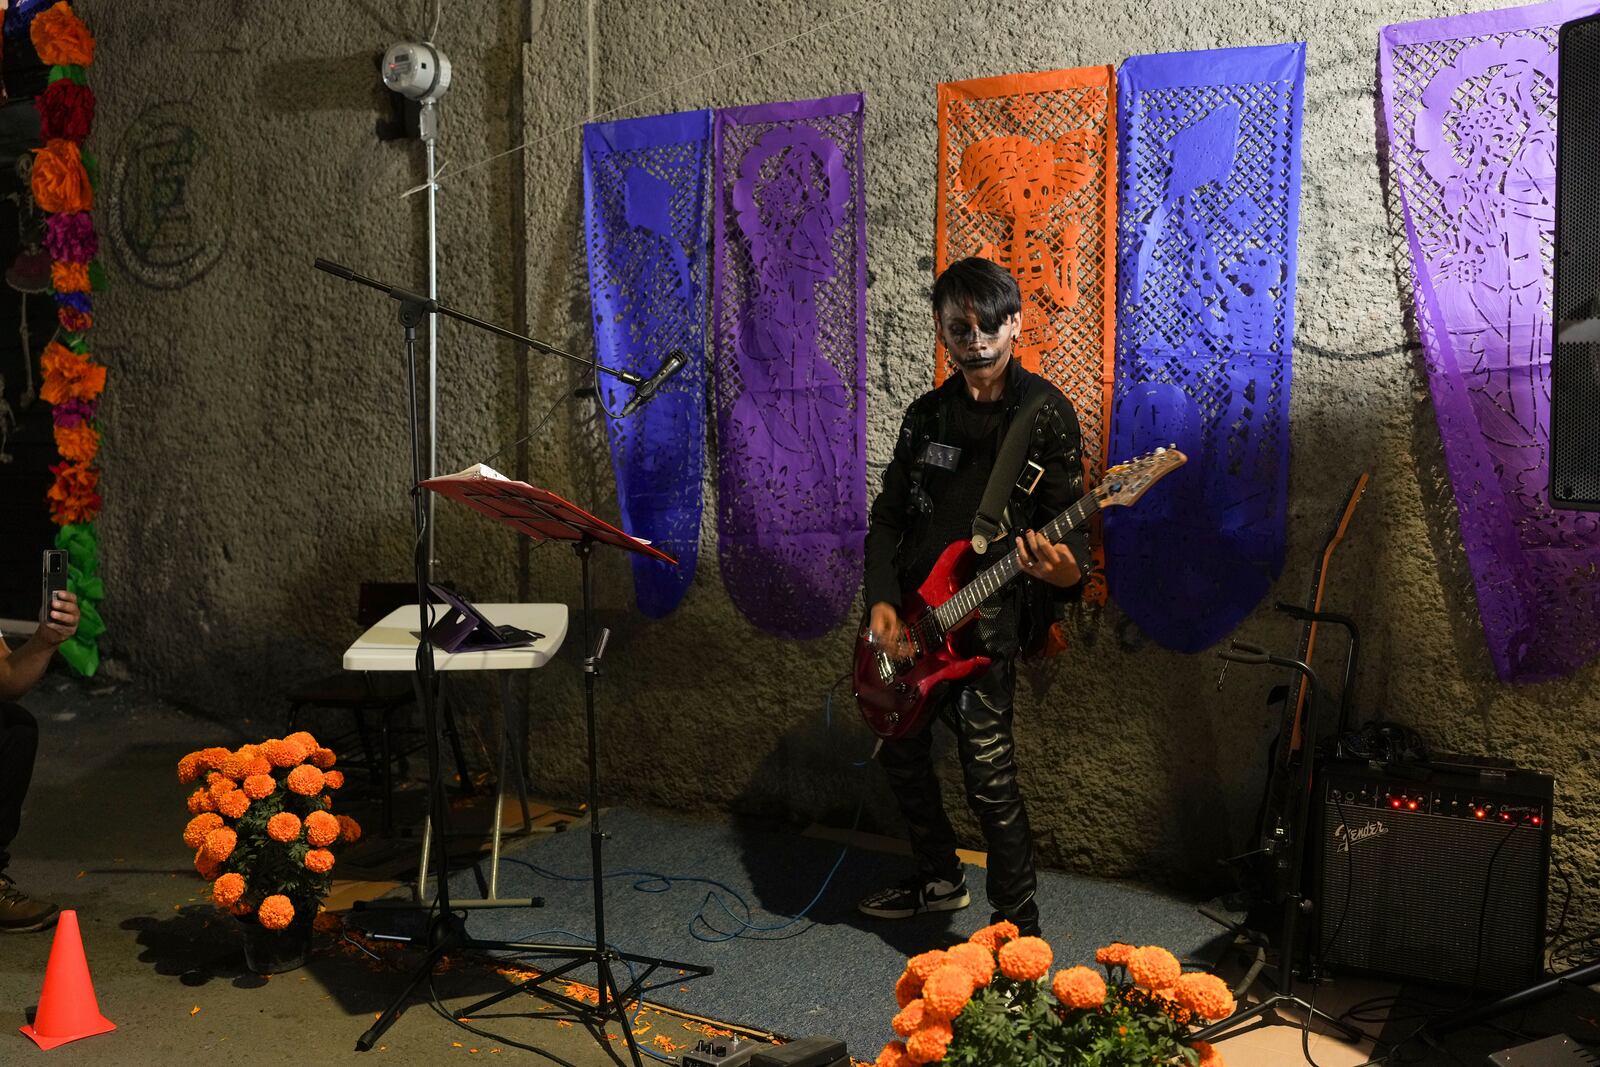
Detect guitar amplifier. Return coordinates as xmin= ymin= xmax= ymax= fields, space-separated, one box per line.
xmin=1311 ymin=758 xmax=1552 ymax=990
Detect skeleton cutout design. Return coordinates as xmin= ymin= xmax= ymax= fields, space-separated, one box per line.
xmin=1110 ymin=44 xmax=1304 ymax=653
xmin=1382 ymin=3 xmax=1600 ymax=681
xmin=582 ymin=111 xmax=711 ymax=618
xmin=712 ymin=96 xmax=867 ymax=640
xmin=956 ymin=131 xmax=1101 ymax=373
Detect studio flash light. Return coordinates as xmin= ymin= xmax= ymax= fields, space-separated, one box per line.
xmin=382 ymin=41 xmax=452 ymax=104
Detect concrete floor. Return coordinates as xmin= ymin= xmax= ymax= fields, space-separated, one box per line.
xmin=0 ymin=669 xmax=764 ymax=1066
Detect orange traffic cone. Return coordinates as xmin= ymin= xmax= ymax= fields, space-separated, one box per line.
xmin=19 ymin=910 xmax=115 ymax=1050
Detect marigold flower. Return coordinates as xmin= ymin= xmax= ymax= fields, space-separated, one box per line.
xmin=1096 ymin=941 xmax=1135 ymax=967
xmin=201 ymin=827 xmax=237 ymax=863
xmin=945 ymin=941 xmax=995 ymax=987
xmin=207 ymin=777 xmax=236 ymax=804
xmin=216 ymin=790 xmax=249 ymax=819
xmin=242 ymin=773 xmax=276 ymax=800
xmin=186 ymin=788 xmax=214 ymax=815
xmin=286 ymin=763 xmax=325 ymax=796
xmin=1174 ymin=972 xmax=1235 ymax=1021
xmin=336 ymin=814 xmax=363 ymax=844
xmin=304 ymin=848 xmax=335 ymax=874
xmin=183 ymin=812 xmax=223 ymax=849
xmin=1192 ymin=1040 xmax=1225 ymax=1067
xmin=257 ymin=895 xmax=295 ymax=930
xmin=894 ymin=970 xmax=921 ymax=1008
xmin=30 ymin=2 xmax=96 ymax=67
xmin=285 ymin=730 xmax=319 ymax=751
xmin=246 ymin=757 xmax=272 ymax=777
xmin=305 ymin=810 xmax=340 ymax=847
xmin=177 ymin=752 xmax=204 ymax=784
xmin=309 ymin=746 xmax=337 ymax=769
xmin=323 ymin=770 xmax=345 ymax=790
xmin=998 ymin=936 xmax=1052 ymax=981
xmin=1128 ymin=945 xmax=1182 ymax=990
xmin=905 ymin=1021 xmax=953 ymax=1065
xmin=53 ymin=422 xmax=97 ymax=464
xmin=212 ymin=872 xmax=245 ymax=907
xmin=194 ymin=852 xmax=221 ymax=881
xmin=968 ymin=920 xmax=1019 ymax=952
xmin=1052 ymin=965 xmax=1107 ymax=1010
xmin=891 ymin=999 xmax=926 ymax=1037
xmin=50 ymin=260 xmax=90 ymax=294
xmin=57 ymin=306 xmax=92 ymax=333
xmin=875 ymin=1040 xmax=911 ymax=1067
xmin=919 ymin=964 xmax=975 ymax=1022
xmin=39 ymin=342 xmax=104 ymax=404
xmin=267 ymin=812 xmax=302 ymax=843
xmin=264 ymin=738 xmax=308 ymax=768
xmin=219 ymin=751 xmax=253 ymax=780
xmin=31 ymin=138 xmax=91 ymax=213
xmin=197 ymin=747 xmax=232 ymax=770
xmin=46 ymin=460 xmax=99 ymax=524
xmin=906 ymin=949 xmax=950 ymax=984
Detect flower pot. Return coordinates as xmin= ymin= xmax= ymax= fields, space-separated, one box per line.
xmin=239 ymin=906 xmax=315 ymax=974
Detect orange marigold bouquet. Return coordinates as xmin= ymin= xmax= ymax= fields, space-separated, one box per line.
xmin=176 ymin=732 xmax=361 ymax=931
xmin=878 ymin=926 xmax=1236 ymax=1067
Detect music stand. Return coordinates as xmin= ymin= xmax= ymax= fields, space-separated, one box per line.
xmin=422 ymin=468 xmax=713 ymax=1067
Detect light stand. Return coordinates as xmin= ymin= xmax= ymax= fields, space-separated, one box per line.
xmin=314 ymin=259 xmax=706 ymax=1062
xmin=1194 ymin=641 xmax=1363 ymax=1046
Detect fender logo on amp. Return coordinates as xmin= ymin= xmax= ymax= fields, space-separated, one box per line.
xmin=1333 ymin=820 xmax=1389 ymax=852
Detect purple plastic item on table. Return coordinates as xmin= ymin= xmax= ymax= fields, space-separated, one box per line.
xmin=1109 ymin=43 xmax=1306 ymax=653
xmin=711 ymin=94 xmax=867 ymax=639
xmin=583 ymin=110 xmax=711 ymax=618
xmin=1381 ymin=0 xmax=1600 ymax=682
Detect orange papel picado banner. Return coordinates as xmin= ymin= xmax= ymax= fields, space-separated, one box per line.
xmin=934 ymin=66 xmax=1116 ymax=604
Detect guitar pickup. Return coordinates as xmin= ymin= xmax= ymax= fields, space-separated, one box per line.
xmin=1016 ymin=461 xmax=1044 ymax=496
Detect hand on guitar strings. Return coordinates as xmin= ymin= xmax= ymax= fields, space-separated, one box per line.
xmin=1016 ymin=529 xmax=1081 ymax=588
xmin=868 ymin=601 xmax=915 ymax=660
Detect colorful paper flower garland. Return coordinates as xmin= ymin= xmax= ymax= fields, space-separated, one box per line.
xmin=31 ymin=1 xmax=104 ymax=676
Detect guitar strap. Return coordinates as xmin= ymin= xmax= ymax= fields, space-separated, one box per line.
xmin=970 ymin=389 xmax=1051 ymax=554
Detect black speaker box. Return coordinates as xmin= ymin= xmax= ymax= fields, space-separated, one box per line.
xmin=1553 ymin=11 xmax=1600 ymax=509
xmin=1311 ymin=758 xmax=1552 ymax=990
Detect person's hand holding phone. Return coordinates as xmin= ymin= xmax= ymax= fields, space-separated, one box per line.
xmin=39 ymin=550 xmax=78 ymax=647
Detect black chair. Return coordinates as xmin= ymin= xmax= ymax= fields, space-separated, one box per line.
xmin=286 ymin=580 xmax=468 ymax=836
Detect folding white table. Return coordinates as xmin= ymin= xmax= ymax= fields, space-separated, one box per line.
xmin=343 ymin=602 xmax=567 ymax=905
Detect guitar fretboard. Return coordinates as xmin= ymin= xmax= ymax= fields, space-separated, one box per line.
xmin=930 ymin=491 xmax=1103 ymax=632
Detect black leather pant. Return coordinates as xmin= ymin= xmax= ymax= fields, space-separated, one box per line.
xmin=877 ymin=658 xmax=1039 ymax=931
xmin=0 ymin=702 xmax=39 ymax=874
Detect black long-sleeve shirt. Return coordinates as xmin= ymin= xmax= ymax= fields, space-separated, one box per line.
xmin=864 ymin=360 xmax=1092 ymax=657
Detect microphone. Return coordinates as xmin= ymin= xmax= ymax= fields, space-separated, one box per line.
xmin=616 ymin=350 xmax=686 ymax=418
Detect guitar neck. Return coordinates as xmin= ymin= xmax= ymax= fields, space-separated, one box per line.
xmin=931 ymin=492 xmax=1101 ymax=631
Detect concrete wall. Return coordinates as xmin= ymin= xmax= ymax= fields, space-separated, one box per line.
xmin=83 ymin=0 xmax=1600 ymax=932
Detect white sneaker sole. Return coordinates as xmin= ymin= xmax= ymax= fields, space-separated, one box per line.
xmin=858 ymin=889 xmax=971 ymax=920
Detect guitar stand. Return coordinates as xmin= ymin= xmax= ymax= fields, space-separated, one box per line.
xmin=1194 ymin=639 xmax=1363 ymax=1047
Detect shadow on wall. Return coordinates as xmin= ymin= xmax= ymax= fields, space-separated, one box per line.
xmin=255 ymin=53 xmax=393 ymax=117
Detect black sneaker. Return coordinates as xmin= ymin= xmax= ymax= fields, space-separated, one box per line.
xmin=0 ymin=874 xmax=60 ymax=933
xmin=858 ymin=876 xmax=970 ymax=919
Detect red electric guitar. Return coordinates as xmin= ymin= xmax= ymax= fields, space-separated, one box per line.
xmin=854 ymin=446 xmax=1187 ymax=739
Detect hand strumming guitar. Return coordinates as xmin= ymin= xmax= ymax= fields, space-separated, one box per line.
xmin=1015 ymin=529 xmax=1081 ymax=588
xmin=868 ymin=601 xmax=915 ymax=659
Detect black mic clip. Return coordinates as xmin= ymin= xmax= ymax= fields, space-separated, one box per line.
xmin=616 ymin=351 xmax=687 ymax=419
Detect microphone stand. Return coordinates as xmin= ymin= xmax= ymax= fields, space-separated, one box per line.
xmin=313 ymin=259 xmax=694 ymax=1059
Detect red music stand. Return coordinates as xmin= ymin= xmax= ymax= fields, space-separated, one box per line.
xmin=420 ymin=465 xmax=710 ymax=1067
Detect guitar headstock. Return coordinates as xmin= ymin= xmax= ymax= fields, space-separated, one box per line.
xmin=1098 ymin=446 xmax=1187 ymax=508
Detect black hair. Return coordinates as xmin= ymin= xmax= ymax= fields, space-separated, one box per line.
xmin=931 ymin=257 xmax=1021 ymax=332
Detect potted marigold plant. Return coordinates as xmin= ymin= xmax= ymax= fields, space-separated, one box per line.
xmin=176 ymin=731 xmax=362 ymax=974
xmin=878 ymin=923 xmax=1236 ymax=1067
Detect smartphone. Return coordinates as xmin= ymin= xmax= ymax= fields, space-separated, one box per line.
xmin=41 ymin=549 xmax=67 ymax=621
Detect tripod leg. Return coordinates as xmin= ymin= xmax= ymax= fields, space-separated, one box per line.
xmin=356 ymin=941 xmax=449 ymax=1051
xmin=597 ymin=956 xmax=645 ymax=1067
